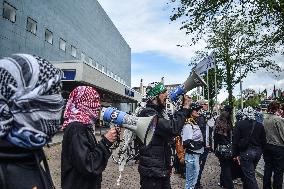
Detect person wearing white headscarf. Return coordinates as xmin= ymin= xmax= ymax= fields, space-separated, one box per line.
xmin=0 ymin=54 xmax=64 ymax=189
xmin=233 ymin=106 xmax=266 ymax=189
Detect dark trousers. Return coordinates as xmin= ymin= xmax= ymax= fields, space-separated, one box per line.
xmin=196 ymin=148 xmax=209 ymax=186
xmin=218 ymin=157 xmax=234 ymax=189
xmin=240 ymin=147 xmax=262 ymax=189
xmin=140 ymin=176 xmax=171 ymax=189
xmin=263 ymin=144 xmax=284 ymax=189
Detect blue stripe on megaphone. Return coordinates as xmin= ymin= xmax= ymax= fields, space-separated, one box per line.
xmin=102 ymin=107 xmax=126 ymax=125
xmin=168 ymin=85 xmax=185 ymax=103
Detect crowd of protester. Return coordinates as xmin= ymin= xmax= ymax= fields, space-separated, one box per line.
xmin=0 ymin=54 xmax=283 ymax=189
xmin=173 ymin=98 xmax=284 ymax=189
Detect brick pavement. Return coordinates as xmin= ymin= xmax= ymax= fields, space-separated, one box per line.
xmin=45 ymin=144 xmax=263 ymax=189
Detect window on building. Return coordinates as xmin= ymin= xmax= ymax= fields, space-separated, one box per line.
xmin=45 ymin=29 xmax=53 ymax=44
xmin=59 ymin=38 xmax=66 ymax=51
xmin=81 ymin=52 xmax=85 ymax=62
xmin=71 ymin=45 xmax=77 ymax=57
xmin=26 ymin=17 xmax=37 ymax=35
xmin=92 ymin=61 xmax=96 ymax=68
xmin=3 ymin=2 xmax=16 ymax=23
xmin=96 ymin=63 xmax=100 ymax=70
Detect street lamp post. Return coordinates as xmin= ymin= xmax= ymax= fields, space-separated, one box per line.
xmin=240 ymin=64 xmax=243 ymax=109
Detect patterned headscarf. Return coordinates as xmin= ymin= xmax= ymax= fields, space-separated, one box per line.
xmin=236 ymin=106 xmax=264 ymax=123
xmin=62 ymin=86 xmax=101 ymax=128
xmin=236 ymin=106 xmax=256 ymax=121
xmin=145 ymin=82 xmax=167 ymax=101
xmin=0 ymin=54 xmax=64 ymax=149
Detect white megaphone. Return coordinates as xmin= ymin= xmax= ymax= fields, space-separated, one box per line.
xmin=100 ymin=107 xmax=157 ymax=145
xmin=168 ymin=70 xmax=207 ymax=105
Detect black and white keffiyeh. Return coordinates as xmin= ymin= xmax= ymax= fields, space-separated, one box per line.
xmin=236 ymin=106 xmax=256 ymax=121
xmin=0 ymin=54 xmax=64 ymax=149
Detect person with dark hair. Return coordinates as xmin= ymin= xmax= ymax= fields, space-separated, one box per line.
xmin=182 ymin=103 xmax=204 ymax=189
xmin=61 ymin=86 xmax=118 ymax=189
xmin=233 ymin=107 xmax=266 ymax=189
xmin=195 ymin=100 xmax=212 ymax=189
xmin=0 ymin=54 xmax=64 ymax=189
xmin=137 ymin=82 xmax=191 ymax=189
xmin=214 ymin=105 xmax=234 ymax=189
xmin=263 ymin=101 xmax=284 ymax=189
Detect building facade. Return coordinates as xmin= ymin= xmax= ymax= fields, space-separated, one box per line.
xmin=0 ymin=0 xmax=142 ymax=112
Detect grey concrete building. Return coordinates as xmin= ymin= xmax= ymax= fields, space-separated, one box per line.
xmin=0 ymin=0 xmax=142 ymax=112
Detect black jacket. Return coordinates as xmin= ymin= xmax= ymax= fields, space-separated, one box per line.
xmin=197 ymin=113 xmax=213 ymax=147
xmin=61 ymin=122 xmax=112 ymax=189
xmin=232 ymin=120 xmax=266 ymax=157
xmin=214 ymin=132 xmax=231 ymax=149
xmin=137 ymin=104 xmax=189 ymax=178
xmin=0 ymin=139 xmax=53 ymax=189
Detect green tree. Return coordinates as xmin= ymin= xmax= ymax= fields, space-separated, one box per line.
xmin=169 ymin=0 xmax=284 ymax=48
xmin=185 ymin=13 xmax=281 ymax=106
xmin=244 ymin=95 xmax=262 ymax=108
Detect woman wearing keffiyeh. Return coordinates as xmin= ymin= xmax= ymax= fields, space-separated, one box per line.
xmin=61 ymin=86 xmax=118 ymax=189
xmin=232 ymin=106 xmax=266 ymax=189
xmin=0 ymin=54 xmax=64 ymax=189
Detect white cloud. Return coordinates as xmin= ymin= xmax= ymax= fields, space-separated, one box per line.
xmin=98 ymin=0 xmax=284 ymax=103
xmin=98 ymin=0 xmax=206 ymax=62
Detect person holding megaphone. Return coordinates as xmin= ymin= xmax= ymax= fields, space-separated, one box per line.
xmin=61 ymin=86 xmax=118 ymax=189
xmin=137 ymin=82 xmax=192 ymax=189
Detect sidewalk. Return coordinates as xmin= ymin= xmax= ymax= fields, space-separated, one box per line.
xmin=47 ymin=131 xmax=266 ymax=189
xmin=46 ymin=144 xmax=264 ymax=189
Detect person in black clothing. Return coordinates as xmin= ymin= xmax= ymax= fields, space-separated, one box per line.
xmin=195 ymin=100 xmax=212 ymax=189
xmin=137 ymin=82 xmax=191 ymax=189
xmin=0 ymin=54 xmax=64 ymax=189
xmin=61 ymin=86 xmax=118 ymax=189
xmin=233 ymin=106 xmax=266 ymax=189
xmin=214 ymin=105 xmax=234 ymax=189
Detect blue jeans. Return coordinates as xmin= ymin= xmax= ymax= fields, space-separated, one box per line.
xmin=185 ymin=153 xmax=200 ymax=189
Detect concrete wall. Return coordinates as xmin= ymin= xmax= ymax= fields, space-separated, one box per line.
xmin=0 ymin=0 xmax=131 ymax=86
xmin=53 ymin=61 xmax=142 ymax=103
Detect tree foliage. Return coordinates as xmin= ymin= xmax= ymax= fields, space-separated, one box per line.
xmin=172 ymin=1 xmax=282 ymax=106
xmin=170 ymin=0 xmax=284 ymax=48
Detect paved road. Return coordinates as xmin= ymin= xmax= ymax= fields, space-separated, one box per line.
xmin=45 ymin=144 xmax=263 ymax=189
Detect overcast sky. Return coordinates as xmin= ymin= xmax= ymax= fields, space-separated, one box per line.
xmin=98 ymin=0 xmax=284 ymax=102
